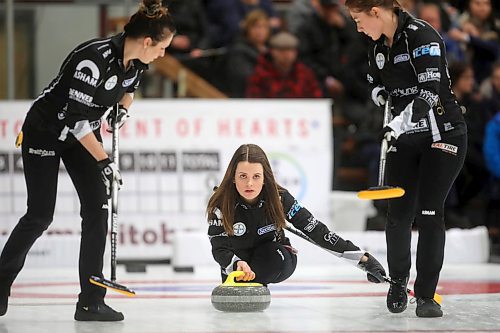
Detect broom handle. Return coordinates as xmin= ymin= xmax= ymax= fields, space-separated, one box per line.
xmin=377 ymin=97 xmax=392 ymax=187
xmin=110 ymin=104 xmax=120 ymax=282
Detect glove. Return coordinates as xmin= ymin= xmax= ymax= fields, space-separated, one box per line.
xmin=371 ymin=85 xmax=389 ymax=107
xmin=106 ymin=105 xmax=129 ymax=132
xmin=97 ymin=158 xmax=123 ymax=197
xmin=378 ymin=126 xmax=395 ymax=143
xmin=358 ymin=253 xmax=386 ymax=283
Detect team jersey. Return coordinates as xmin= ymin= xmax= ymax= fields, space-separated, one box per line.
xmin=207 ymin=189 xmax=364 ymax=275
xmin=367 ymin=9 xmax=466 ymax=143
xmin=28 ymin=33 xmax=147 ymax=142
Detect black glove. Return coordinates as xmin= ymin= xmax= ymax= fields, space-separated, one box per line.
xmin=106 ymin=105 xmax=129 ymax=132
xmin=378 ymin=126 xmax=394 ymax=143
xmin=358 ymin=253 xmax=386 ymax=283
xmin=97 ymin=158 xmax=123 ymax=198
xmin=371 ymin=86 xmax=389 ymax=107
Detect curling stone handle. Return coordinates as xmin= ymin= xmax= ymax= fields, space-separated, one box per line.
xmin=223 ymin=271 xmax=263 ymax=287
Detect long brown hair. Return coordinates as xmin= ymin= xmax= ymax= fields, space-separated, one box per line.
xmin=124 ymin=0 xmax=176 ymax=44
xmin=345 ymin=0 xmax=401 ymax=13
xmin=206 ymin=144 xmax=286 ymax=236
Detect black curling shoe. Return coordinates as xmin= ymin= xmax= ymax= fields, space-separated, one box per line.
xmin=0 ymin=284 xmax=10 ymax=316
xmin=74 ymin=302 xmax=124 ymax=321
xmin=416 ymin=297 xmax=443 ymax=317
xmin=387 ymin=277 xmax=409 ymax=313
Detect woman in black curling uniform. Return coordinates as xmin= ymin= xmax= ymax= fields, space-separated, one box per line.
xmin=0 ymin=0 xmax=175 ymax=321
xmin=207 ymin=144 xmax=386 ymax=289
xmin=345 ymin=0 xmax=467 ymax=317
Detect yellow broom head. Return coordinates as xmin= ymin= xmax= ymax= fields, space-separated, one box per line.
xmin=89 ymin=276 xmax=136 ymax=297
xmin=358 ymin=186 xmax=405 ymax=200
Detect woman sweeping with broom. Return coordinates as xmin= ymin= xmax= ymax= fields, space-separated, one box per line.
xmin=345 ymin=0 xmax=467 ymax=317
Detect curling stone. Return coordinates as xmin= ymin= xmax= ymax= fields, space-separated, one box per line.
xmin=211 ymin=271 xmax=271 ymax=312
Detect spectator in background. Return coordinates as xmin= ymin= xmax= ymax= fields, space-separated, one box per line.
xmin=448 ymin=0 xmax=499 ymax=82
xmin=483 ymin=110 xmax=500 ymax=252
xmin=286 ymin=0 xmax=321 ymax=34
xmin=164 ymin=0 xmax=210 ymax=58
xmin=479 ymin=60 xmax=500 ymax=117
xmin=203 ymin=0 xmax=279 ymax=48
xmin=246 ymin=31 xmax=323 ymax=98
xmin=239 ymin=0 xmax=281 ymax=30
xmin=224 ymin=10 xmax=271 ymax=98
xmin=295 ymin=0 xmax=350 ymax=98
xmin=446 ymin=62 xmax=489 ymax=228
xmin=417 ymin=2 xmax=465 ymax=64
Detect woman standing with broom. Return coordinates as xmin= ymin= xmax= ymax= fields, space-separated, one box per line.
xmin=345 ymin=0 xmax=467 ymax=317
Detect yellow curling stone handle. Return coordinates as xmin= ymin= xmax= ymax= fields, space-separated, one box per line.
xmin=223 ymin=271 xmax=263 ymax=287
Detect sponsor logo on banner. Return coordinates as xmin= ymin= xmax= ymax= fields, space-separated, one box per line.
xmin=182 ymin=152 xmax=219 ymax=171
xmin=394 ymin=53 xmax=410 ymax=64
xmin=268 ymin=152 xmax=307 ymax=201
xmin=0 ymin=153 xmax=9 ymax=172
xmin=413 ymin=42 xmax=441 ymax=58
xmin=233 ymin=222 xmax=246 ymax=236
xmin=376 ymin=53 xmax=385 ymax=69
xmin=431 ymin=142 xmax=458 ymax=155
xmin=257 ymin=224 xmax=276 ymax=235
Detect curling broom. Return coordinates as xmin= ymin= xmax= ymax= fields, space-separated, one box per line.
xmin=89 ymin=104 xmax=135 ymax=297
xmin=358 ymin=96 xmax=405 ymax=200
xmin=284 ymin=222 xmax=442 ymax=304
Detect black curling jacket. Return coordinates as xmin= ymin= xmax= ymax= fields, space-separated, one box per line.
xmin=28 ymin=33 xmax=147 ymax=143
xmin=367 ymin=9 xmax=466 ymax=143
xmin=207 ymin=189 xmax=364 ymax=275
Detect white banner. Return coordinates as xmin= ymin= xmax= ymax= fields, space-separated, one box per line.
xmin=0 ymin=99 xmax=332 ymax=260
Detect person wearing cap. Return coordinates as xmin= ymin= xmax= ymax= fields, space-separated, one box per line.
xmin=245 ymin=31 xmax=322 ymax=98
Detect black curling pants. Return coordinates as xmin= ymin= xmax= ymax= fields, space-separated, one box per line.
xmin=385 ymin=134 xmax=466 ymax=298
xmin=251 ymin=242 xmax=297 ymax=285
xmin=0 ymin=114 xmax=108 ymax=305
xmin=222 ymin=242 xmax=298 ymax=285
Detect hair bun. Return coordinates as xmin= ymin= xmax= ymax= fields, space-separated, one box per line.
xmin=142 ymin=0 xmax=165 ymax=19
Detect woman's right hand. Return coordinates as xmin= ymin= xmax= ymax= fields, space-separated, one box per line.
xmin=235 ymin=261 xmax=255 ymax=281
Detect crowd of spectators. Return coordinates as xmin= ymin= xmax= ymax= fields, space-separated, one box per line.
xmin=157 ymin=0 xmax=498 ymax=250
